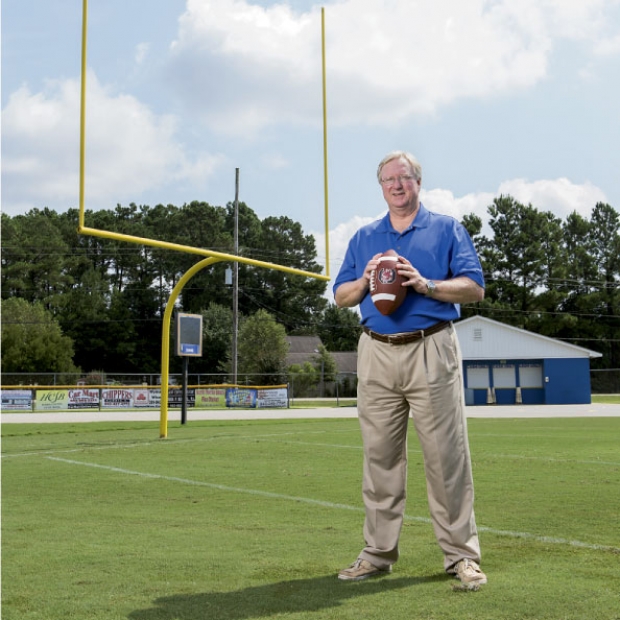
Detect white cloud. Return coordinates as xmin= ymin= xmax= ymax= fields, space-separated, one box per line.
xmin=422 ymin=178 xmax=606 ymax=234
xmin=594 ymin=33 xmax=620 ymax=56
xmin=1 ymin=73 xmax=225 ymax=214
xmin=166 ymin=0 xmax=619 ymax=135
xmin=135 ymin=42 xmax=150 ymax=65
xmin=539 ymin=0 xmax=612 ymax=39
xmin=495 ymin=178 xmax=607 ymax=218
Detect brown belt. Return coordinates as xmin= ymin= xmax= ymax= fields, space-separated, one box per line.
xmin=362 ymin=321 xmax=451 ymax=345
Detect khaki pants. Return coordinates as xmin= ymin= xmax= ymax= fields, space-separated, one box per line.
xmin=356 ymin=324 xmax=481 ymax=572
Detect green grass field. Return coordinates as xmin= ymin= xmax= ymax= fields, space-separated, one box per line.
xmin=592 ymin=394 xmax=620 ymax=405
xmin=2 ymin=416 xmax=620 ymax=620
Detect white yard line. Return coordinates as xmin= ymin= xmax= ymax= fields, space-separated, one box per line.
xmin=46 ymin=455 xmax=620 ymax=555
xmin=7 ymin=433 xmax=619 ymax=467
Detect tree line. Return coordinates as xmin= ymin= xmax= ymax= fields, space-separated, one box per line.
xmin=1 ymin=197 xmax=619 ymax=384
xmin=1 ymin=202 xmax=358 ymax=383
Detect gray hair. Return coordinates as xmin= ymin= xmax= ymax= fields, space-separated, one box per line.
xmin=377 ymin=151 xmax=422 ymax=184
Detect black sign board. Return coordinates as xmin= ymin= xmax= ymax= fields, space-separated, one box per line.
xmin=175 ymin=313 xmax=203 ymax=357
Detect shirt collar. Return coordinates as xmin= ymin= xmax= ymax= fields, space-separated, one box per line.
xmin=378 ymin=203 xmax=430 ymax=233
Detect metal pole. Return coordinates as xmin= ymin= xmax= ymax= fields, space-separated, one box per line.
xmin=321 ymin=7 xmax=330 ymax=279
xmin=159 ymin=257 xmax=221 ymax=439
xmin=181 ymin=356 xmax=189 ymax=425
xmin=232 ymin=168 xmax=240 ymax=385
xmin=79 ymin=0 xmax=88 ymax=228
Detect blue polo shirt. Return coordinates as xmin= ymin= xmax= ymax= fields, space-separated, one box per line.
xmin=333 ymin=204 xmax=484 ymax=334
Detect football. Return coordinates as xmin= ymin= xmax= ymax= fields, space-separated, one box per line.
xmin=369 ymin=249 xmax=407 ymax=315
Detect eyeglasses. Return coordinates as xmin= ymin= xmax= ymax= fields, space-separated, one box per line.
xmin=379 ymin=174 xmax=416 ymax=187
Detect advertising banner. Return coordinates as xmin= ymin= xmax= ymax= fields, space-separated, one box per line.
xmin=257 ymin=387 xmax=288 ymax=409
xmin=68 ymin=388 xmax=99 ymax=409
xmin=101 ymin=388 xmax=134 ymax=409
xmin=35 ymin=389 xmax=69 ymax=411
xmin=226 ymin=387 xmax=257 ymax=408
xmin=195 ymin=388 xmax=227 ymax=409
xmin=133 ymin=388 xmax=153 ymax=408
xmin=1 ymin=389 xmax=33 ymax=411
xmin=167 ymin=388 xmax=195 ymax=408
xmin=149 ymin=389 xmax=161 ymax=408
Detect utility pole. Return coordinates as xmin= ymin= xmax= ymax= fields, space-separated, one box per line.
xmin=232 ymin=168 xmax=240 ymax=385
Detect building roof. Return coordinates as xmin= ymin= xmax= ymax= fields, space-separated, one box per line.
xmin=286 ymin=336 xmax=322 ymax=354
xmin=286 ymin=336 xmax=358 ymax=375
xmin=455 ymin=316 xmax=602 ymax=360
xmin=330 ymin=352 xmax=358 ymax=374
xmin=286 ymin=336 xmax=321 ymax=370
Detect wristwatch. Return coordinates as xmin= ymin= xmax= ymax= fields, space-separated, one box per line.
xmin=425 ymin=279 xmax=436 ymax=297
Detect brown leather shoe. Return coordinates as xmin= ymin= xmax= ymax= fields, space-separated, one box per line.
xmin=338 ymin=558 xmax=392 ymax=581
xmin=454 ymin=559 xmax=487 ymax=588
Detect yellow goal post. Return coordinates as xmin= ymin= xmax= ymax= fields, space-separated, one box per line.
xmin=77 ymin=1 xmax=332 ymax=437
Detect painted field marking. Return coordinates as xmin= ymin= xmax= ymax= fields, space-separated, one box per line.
xmin=1 ymin=429 xmax=357 ymax=460
xmin=46 ymin=456 xmax=620 ymax=554
xmin=7 ymin=430 xmax=620 ymax=468
xmin=481 ymin=453 xmax=620 ymax=467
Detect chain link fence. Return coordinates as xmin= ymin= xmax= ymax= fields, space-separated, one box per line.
xmin=590 ymin=369 xmax=620 ymax=394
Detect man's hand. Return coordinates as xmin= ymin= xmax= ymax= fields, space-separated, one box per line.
xmin=334 ymin=253 xmax=382 ymax=308
xmin=395 ymin=257 xmax=428 ymax=295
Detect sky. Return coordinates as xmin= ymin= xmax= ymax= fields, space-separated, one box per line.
xmin=2 ymin=0 xmax=620 ymax=291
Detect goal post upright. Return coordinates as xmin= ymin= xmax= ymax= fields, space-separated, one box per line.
xmin=79 ymin=0 xmax=88 ymax=230
xmin=321 ymin=7 xmax=330 ymax=279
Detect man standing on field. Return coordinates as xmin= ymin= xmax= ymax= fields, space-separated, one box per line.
xmin=333 ymin=150 xmax=487 ymax=589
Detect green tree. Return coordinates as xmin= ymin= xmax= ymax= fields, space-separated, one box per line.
xmin=554 ymin=211 xmax=600 ymax=359
xmin=317 ymin=303 xmax=362 ymax=351
xmin=0 ymin=209 xmax=73 ymax=311
xmin=237 ymin=309 xmax=288 ymax=385
xmin=56 ymin=266 xmax=111 ymax=372
xmin=103 ymin=289 xmax=140 ymax=371
xmin=587 ymin=203 xmax=620 ymax=368
xmin=287 ymin=361 xmax=318 ymax=397
xmin=199 ymin=302 xmax=233 ymax=376
xmin=1 ymin=298 xmax=79 ymax=374
xmin=483 ymin=196 xmax=549 ymax=327
xmin=241 ymin=215 xmax=327 ymax=332
xmin=461 ymin=213 xmax=483 ymax=241
xmin=526 ymin=211 xmax=571 ymax=336
xmin=169 ymin=201 xmax=232 ymax=313
xmin=312 ymin=344 xmax=337 ymax=396
xmin=143 ymin=203 xmax=181 ymax=317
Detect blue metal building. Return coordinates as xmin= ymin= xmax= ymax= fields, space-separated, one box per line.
xmin=455 ymin=316 xmax=602 ymax=405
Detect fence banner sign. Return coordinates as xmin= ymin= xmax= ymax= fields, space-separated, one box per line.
xmin=68 ymin=388 xmax=99 ymax=409
xmin=101 ymin=388 xmax=134 ymax=409
xmin=257 ymin=388 xmax=287 ymax=408
xmin=2 ymin=389 xmax=33 ymax=410
xmin=35 ymin=389 xmax=69 ymax=411
xmin=2 ymin=385 xmax=288 ymax=412
xmin=226 ymin=387 xmax=257 ymax=408
xmin=148 ymin=389 xmax=161 ymax=408
xmin=133 ymin=388 xmax=152 ymax=408
xmin=168 ymin=388 xmax=195 ymax=408
xmin=195 ymin=388 xmax=227 ymax=409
